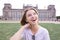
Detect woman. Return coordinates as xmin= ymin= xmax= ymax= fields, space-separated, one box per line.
xmin=10 ymin=7 xmax=50 ymax=40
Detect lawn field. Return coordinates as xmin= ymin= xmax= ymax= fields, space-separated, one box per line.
xmin=0 ymin=23 xmax=60 ymax=40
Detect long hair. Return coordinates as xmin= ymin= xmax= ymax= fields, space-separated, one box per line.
xmin=21 ymin=7 xmax=38 ymax=25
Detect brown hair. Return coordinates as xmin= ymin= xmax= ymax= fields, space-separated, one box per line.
xmin=21 ymin=7 xmax=38 ymax=25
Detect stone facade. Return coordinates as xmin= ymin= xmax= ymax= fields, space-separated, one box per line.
xmin=0 ymin=3 xmax=56 ymax=21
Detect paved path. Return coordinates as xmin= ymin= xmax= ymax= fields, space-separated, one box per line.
xmin=0 ymin=20 xmax=60 ymax=24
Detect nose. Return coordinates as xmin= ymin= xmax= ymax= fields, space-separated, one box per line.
xmin=31 ymin=14 xmax=35 ymax=19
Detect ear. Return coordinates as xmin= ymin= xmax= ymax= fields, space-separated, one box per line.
xmin=26 ymin=18 xmax=29 ymax=23
xmin=26 ymin=19 xmax=28 ymax=22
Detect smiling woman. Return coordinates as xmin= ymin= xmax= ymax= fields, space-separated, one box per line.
xmin=21 ymin=8 xmax=38 ymax=25
xmin=10 ymin=7 xmax=50 ymax=40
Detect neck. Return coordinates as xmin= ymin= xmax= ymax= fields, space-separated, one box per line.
xmin=30 ymin=24 xmax=38 ymax=29
xmin=30 ymin=24 xmax=39 ymax=35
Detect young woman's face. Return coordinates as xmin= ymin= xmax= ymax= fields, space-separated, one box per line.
xmin=26 ymin=10 xmax=38 ymax=25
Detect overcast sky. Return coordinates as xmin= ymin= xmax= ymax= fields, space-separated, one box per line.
xmin=0 ymin=0 xmax=60 ymax=16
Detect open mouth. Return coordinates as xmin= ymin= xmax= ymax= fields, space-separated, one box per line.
xmin=32 ymin=20 xmax=36 ymax=21
xmin=31 ymin=19 xmax=37 ymax=22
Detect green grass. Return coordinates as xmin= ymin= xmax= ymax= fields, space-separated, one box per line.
xmin=0 ymin=23 xmax=60 ymax=40
xmin=39 ymin=23 xmax=60 ymax=40
xmin=0 ymin=23 xmax=20 ymax=40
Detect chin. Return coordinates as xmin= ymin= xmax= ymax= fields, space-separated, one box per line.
xmin=31 ymin=22 xmax=38 ymax=25
xmin=29 ymin=20 xmax=38 ymax=25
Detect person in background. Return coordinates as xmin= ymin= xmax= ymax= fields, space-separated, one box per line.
xmin=10 ymin=7 xmax=50 ymax=40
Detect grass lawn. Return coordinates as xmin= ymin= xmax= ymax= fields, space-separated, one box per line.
xmin=0 ymin=23 xmax=60 ymax=40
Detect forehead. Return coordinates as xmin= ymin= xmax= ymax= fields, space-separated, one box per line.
xmin=26 ymin=10 xmax=36 ymax=14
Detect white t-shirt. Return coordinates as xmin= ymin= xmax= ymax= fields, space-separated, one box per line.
xmin=21 ymin=26 xmax=50 ymax=40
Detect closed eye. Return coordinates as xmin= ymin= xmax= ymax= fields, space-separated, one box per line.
xmin=33 ymin=13 xmax=36 ymax=15
xmin=28 ymin=14 xmax=32 ymax=17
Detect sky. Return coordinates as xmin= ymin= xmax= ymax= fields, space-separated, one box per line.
xmin=0 ymin=0 xmax=60 ymax=16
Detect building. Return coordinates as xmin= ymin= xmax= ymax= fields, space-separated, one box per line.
xmin=56 ymin=16 xmax=60 ymax=21
xmin=0 ymin=3 xmax=56 ymax=21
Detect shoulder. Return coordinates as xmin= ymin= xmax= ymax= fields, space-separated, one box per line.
xmin=23 ymin=28 xmax=29 ymax=33
xmin=39 ymin=25 xmax=49 ymax=34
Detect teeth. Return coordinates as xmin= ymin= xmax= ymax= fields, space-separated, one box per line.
xmin=33 ymin=20 xmax=35 ymax=21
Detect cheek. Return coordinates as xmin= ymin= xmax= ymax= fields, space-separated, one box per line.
xmin=26 ymin=17 xmax=31 ymax=22
xmin=35 ymin=15 xmax=38 ymax=19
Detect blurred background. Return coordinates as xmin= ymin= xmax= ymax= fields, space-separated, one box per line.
xmin=0 ymin=0 xmax=60 ymax=40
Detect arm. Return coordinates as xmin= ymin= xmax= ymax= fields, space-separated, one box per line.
xmin=10 ymin=24 xmax=30 ymax=40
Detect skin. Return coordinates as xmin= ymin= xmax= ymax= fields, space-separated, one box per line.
xmin=26 ymin=10 xmax=39 ymax=34
xmin=10 ymin=10 xmax=40 ymax=40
